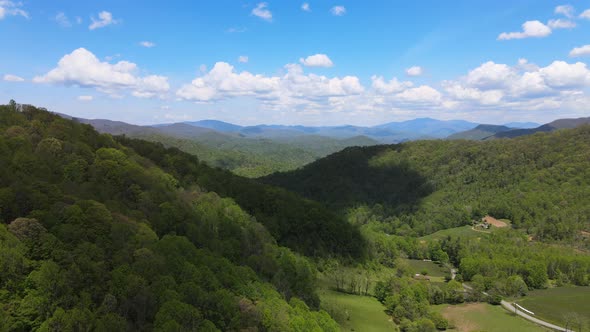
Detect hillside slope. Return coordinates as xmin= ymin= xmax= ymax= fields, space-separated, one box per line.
xmin=0 ymin=103 xmax=360 ymax=331
xmin=76 ymin=117 xmax=378 ymax=177
xmin=262 ymin=126 xmax=590 ymax=240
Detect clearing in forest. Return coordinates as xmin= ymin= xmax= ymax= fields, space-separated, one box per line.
xmin=515 ymin=286 xmax=590 ymax=329
xmin=483 ymin=215 xmax=508 ymax=228
xmin=436 ymin=303 xmax=548 ymax=332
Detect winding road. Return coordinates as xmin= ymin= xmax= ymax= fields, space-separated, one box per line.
xmin=500 ymin=300 xmax=568 ymax=332
xmin=461 ymin=283 xmax=569 ymax=331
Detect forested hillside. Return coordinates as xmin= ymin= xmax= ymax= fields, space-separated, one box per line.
xmin=263 ymin=126 xmax=590 ymax=242
xmin=77 ymin=117 xmax=378 ymax=178
xmin=0 ymin=103 xmax=360 ymax=331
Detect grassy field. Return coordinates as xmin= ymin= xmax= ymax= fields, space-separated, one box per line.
xmin=515 ymin=286 xmax=590 ymax=329
xmin=320 ymin=289 xmax=396 ymax=332
xmin=419 ymin=225 xmax=490 ymax=241
xmin=404 ymin=259 xmax=450 ymax=282
xmin=435 ymin=303 xmax=548 ymax=332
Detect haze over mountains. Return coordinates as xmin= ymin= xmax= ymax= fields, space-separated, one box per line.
xmin=74 ymin=115 xmax=541 ymax=143
xmin=449 ymin=117 xmax=590 ymax=140
xmin=64 ymin=112 xmax=590 ymax=179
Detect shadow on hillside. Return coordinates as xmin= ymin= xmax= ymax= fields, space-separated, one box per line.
xmin=259 ymin=144 xmax=433 ymax=215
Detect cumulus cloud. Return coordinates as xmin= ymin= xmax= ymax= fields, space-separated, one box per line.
xmin=539 ymin=61 xmax=590 ymax=88
xmin=78 ymin=95 xmax=93 ymax=101
xmin=395 ymin=86 xmax=442 ymax=104
xmin=89 ymin=11 xmax=119 ymax=30
xmin=238 ymin=56 xmax=249 ymax=63
xmin=547 ymin=19 xmax=576 ymax=29
xmin=581 ymin=9 xmax=590 ymax=19
xmin=0 ymin=1 xmax=28 ymax=19
xmin=252 ymin=3 xmax=272 ymax=21
xmin=301 ymin=3 xmax=311 ymax=12
xmin=176 ymin=61 xmax=363 ymax=110
xmin=444 ymin=59 xmax=590 ymax=111
xmin=569 ymin=45 xmax=590 ymax=57
xmin=555 ymin=5 xmax=574 ymax=18
xmin=465 ymin=61 xmax=517 ymax=88
xmin=405 ymin=66 xmax=423 ymax=77
xmin=330 ymin=6 xmax=346 ymax=16
xmin=498 ymin=20 xmax=551 ymax=40
xmin=371 ymin=76 xmax=413 ymax=94
xmin=299 ymin=54 xmax=334 ymax=67
xmin=3 ymin=74 xmax=24 ymax=82
xmin=33 ymin=48 xmax=169 ymax=98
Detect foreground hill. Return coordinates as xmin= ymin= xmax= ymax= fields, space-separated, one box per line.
xmin=0 ymin=103 xmax=363 ymax=331
xmin=262 ymin=125 xmax=590 ymax=241
xmin=75 ymin=117 xmax=378 ymax=177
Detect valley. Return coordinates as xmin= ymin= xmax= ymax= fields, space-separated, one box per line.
xmin=3 ymin=2 xmax=590 ymax=331
xmin=1 ymin=103 xmax=589 ymax=331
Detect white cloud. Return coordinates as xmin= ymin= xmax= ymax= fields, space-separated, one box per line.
xmin=330 ymin=6 xmax=346 ymax=16
xmin=176 ymin=62 xmax=363 ymax=108
xmin=555 ymin=5 xmax=574 ymax=18
xmin=77 ymin=95 xmax=93 ymax=101
xmin=405 ymin=66 xmax=423 ymax=77
xmin=581 ymin=9 xmax=590 ymax=19
xmin=394 ymin=86 xmax=442 ymax=104
xmin=33 ymin=48 xmax=169 ymax=98
xmin=238 ymin=56 xmax=249 ymax=63
xmin=371 ymin=76 xmax=413 ymax=94
xmin=465 ymin=61 xmax=517 ymax=88
xmin=569 ymin=45 xmax=590 ymax=57
xmin=55 ymin=12 xmax=71 ymax=27
xmin=177 ymin=62 xmax=280 ymax=101
xmin=443 ymin=82 xmax=503 ymax=105
xmin=547 ymin=19 xmax=576 ymax=29
xmin=139 ymin=41 xmax=156 ymax=48
xmin=252 ymin=3 xmax=272 ymax=21
xmin=170 ymin=57 xmax=590 ymax=120
xmin=299 ymin=54 xmax=334 ymax=67
xmin=445 ymin=59 xmax=590 ymax=111
xmin=538 ymin=61 xmax=590 ymax=88
xmin=498 ymin=20 xmax=551 ymax=40
xmin=0 ymin=1 xmax=28 ymax=19
xmin=3 ymin=74 xmax=24 ymax=82
xmin=301 ymin=3 xmax=311 ymax=12
xmin=89 ymin=11 xmax=119 ymax=30
xmin=517 ymin=58 xmax=539 ymax=71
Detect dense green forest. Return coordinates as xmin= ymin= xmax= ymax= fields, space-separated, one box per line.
xmin=80 ymin=117 xmax=378 ymax=178
xmin=2 ymin=102 xmax=589 ymax=331
xmin=262 ymin=127 xmax=590 ymax=243
xmin=0 ymin=102 xmax=361 ymax=331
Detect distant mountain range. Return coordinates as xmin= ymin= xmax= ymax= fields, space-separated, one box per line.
xmin=449 ymin=117 xmax=590 ymax=140
xmin=60 ymin=112 xmax=590 ymax=176
xmin=158 ymin=118 xmax=495 ymax=143
xmin=66 ymin=114 xmax=553 ymax=144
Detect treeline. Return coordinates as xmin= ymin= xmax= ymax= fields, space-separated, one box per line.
xmin=446 ymin=230 xmax=590 ymax=289
xmin=263 ymin=127 xmax=590 ymax=244
xmin=0 ymin=102 xmax=342 ymax=331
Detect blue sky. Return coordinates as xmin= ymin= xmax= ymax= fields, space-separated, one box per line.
xmin=1 ymin=1 xmax=590 ymax=126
